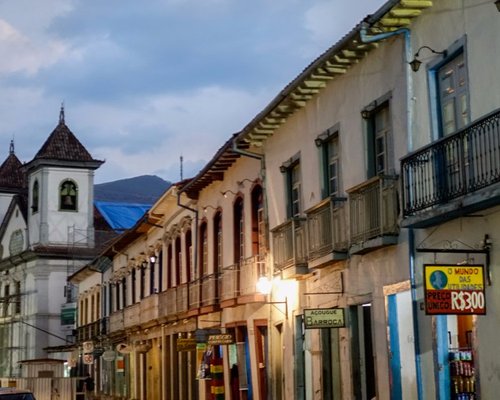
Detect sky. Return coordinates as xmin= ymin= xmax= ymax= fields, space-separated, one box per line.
xmin=0 ymin=0 xmax=381 ymax=184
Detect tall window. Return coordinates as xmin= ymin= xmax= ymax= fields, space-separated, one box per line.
xmin=150 ymin=258 xmax=156 ymax=295
xmin=282 ymin=157 xmax=302 ymax=218
xmin=366 ymin=103 xmax=391 ymax=178
xmin=251 ymin=185 xmax=265 ymax=258
xmin=140 ymin=264 xmax=146 ymax=299
xmin=438 ymin=52 xmax=469 ymax=136
xmin=122 ymin=277 xmax=127 ymax=307
xmin=175 ymin=237 xmax=182 ymax=285
xmin=317 ymin=129 xmax=341 ymax=199
xmin=60 ymin=180 xmax=78 ymax=211
xmin=199 ymin=222 xmax=208 ymax=276
xmin=233 ymin=197 xmax=244 ymax=263
xmin=167 ymin=244 xmax=173 ymax=288
xmin=158 ymin=250 xmax=163 ymax=292
xmin=32 ymin=180 xmax=39 ymax=214
xmin=213 ymin=211 xmax=223 ymax=276
xmin=131 ymin=268 xmax=136 ymax=303
xmin=185 ymin=230 xmax=192 ymax=282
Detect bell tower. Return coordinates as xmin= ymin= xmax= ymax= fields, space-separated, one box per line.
xmin=25 ymin=107 xmax=104 ymax=247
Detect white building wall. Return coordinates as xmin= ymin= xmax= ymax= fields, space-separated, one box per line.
xmin=28 ymin=167 xmax=94 ymax=247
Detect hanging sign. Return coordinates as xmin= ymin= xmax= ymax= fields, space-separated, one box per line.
xmin=83 ymin=354 xmax=94 ymax=365
xmin=177 ymin=338 xmax=197 ymax=352
xmin=207 ymin=334 xmax=234 ymax=345
xmin=304 ymin=308 xmax=345 ymax=329
xmin=82 ymin=341 xmax=94 ymax=353
xmin=424 ymin=264 xmax=486 ymax=315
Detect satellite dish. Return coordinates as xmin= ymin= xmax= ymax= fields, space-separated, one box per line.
xmin=116 ymin=343 xmax=132 ymax=354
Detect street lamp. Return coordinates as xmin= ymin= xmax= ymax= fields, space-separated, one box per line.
xmin=256 ymin=276 xmax=288 ymax=319
xmin=409 ymin=45 xmax=447 ymax=72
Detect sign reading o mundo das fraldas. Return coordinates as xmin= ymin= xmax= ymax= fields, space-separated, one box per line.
xmin=424 ymin=264 xmax=486 ymax=315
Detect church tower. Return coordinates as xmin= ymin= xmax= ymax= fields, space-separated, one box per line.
xmin=25 ymin=107 xmax=103 ymax=248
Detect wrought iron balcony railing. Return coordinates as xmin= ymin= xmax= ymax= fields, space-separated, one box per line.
xmin=347 ymin=175 xmax=399 ymax=245
xmin=220 ymin=263 xmax=240 ymax=301
xmin=401 ymin=109 xmax=500 ymax=216
xmin=271 ymin=217 xmax=307 ymax=274
xmin=200 ymin=273 xmax=219 ymax=307
xmin=306 ymin=197 xmax=348 ymax=260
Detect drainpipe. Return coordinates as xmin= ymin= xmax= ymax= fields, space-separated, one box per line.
xmin=177 ymin=192 xmax=199 ymax=284
xmin=231 ymin=140 xmax=270 ymax=249
xmin=360 ymin=23 xmax=423 ymax=400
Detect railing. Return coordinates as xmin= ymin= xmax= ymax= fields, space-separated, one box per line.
xmin=271 ymin=218 xmax=307 ymax=271
xmin=220 ymin=263 xmax=240 ymax=301
xmin=109 ymin=310 xmax=124 ymax=333
xmin=239 ymin=256 xmax=266 ymax=296
xmin=348 ymin=175 xmax=399 ymax=244
xmin=140 ymin=293 xmax=159 ymax=324
xmin=200 ymin=273 xmax=219 ymax=307
xmin=189 ymin=279 xmax=201 ymax=309
xmin=306 ymin=197 xmax=348 ymax=259
xmin=159 ymin=288 xmax=177 ymax=319
xmin=124 ymin=303 xmax=140 ymax=329
xmin=401 ymin=109 xmax=500 ymax=215
xmin=76 ymin=320 xmax=100 ymax=342
xmin=176 ymin=283 xmax=188 ymax=314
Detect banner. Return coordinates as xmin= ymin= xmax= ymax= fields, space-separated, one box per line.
xmin=424 ymin=264 xmax=486 ymax=315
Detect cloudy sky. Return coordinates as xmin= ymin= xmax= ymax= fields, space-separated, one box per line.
xmin=0 ymin=0 xmax=381 ymax=184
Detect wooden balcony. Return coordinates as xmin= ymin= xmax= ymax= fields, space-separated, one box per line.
xmin=76 ymin=321 xmax=100 ymax=343
xmin=188 ymin=279 xmax=201 ymax=310
xmin=347 ymin=175 xmax=399 ymax=254
xmin=109 ymin=310 xmax=124 ymax=333
xmin=124 ymin=303 xmax=140 ymax=329
xmin=200 ymin=273 xmax=219 ymax=308
xmin=401 ymin=108 xmax=500 ymax=228
xmin=306 ymin=197 xmax=348 ymax=269
xmin=271 ymin=218 xmax=308 ymax=278
xmin=220 ymin=263 xmax=239 ymax=307
xmin=159 ymin=288 xmax=177 ymax=320
xmin=140 ymin=293 xmax=159 ymax=325
xmin=176 ymin=284 xmax=188 ymax=314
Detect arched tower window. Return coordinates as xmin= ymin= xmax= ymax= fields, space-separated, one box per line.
xmin=32 ymin=180 xmax=39 ymax=214
xmin=60 ymin=180 xmax=78 ymax=211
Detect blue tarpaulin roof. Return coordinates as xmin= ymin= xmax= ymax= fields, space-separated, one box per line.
xmin=95 ymin=201 xmax=151 ymax=232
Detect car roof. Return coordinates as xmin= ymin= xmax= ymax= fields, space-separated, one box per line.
xmin=0 ymin=388 xmax=33 ymax=394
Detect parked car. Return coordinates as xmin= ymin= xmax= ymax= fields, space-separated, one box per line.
xmin=0 ymin=388 xmax=36 ymax=400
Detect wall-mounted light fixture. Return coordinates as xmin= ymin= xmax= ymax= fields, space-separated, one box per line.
xmin=256 ymin=276 xmax=288 ymax=319
xmin=202 ymin=205 xmax=217 ymax=213
xmin=149 ymin=254 xmax=157 ymax=264
xmin=495 ymin=0 xmax=500 ymax=12
xmin=221 ymin=189 xmax=238 ymax=198
xmin=409 ymin=45 xmax=447 ymax=72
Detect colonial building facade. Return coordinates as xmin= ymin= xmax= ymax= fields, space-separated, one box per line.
xmin=71 ymin=1 xmax=500 ymax=399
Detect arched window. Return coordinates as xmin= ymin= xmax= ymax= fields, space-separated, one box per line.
xmin=199 ymin=222 xmax=208 ymax=277
xmin=32 ymin=180 xmax=39 ymax=214
xmin=233 ymin=197 xmax=244 ymax=263
xmin=60 ymin=180 xmax=78 ymax=211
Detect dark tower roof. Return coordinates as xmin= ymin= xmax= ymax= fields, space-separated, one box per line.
xmin=0 ymin=140 xmax=26 ymax=192
xmin=26 ymin=106 xmax=104 ymax=172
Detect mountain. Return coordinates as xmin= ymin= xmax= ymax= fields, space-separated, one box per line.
xmin=94 ymin=175 xmax=171 ymax=204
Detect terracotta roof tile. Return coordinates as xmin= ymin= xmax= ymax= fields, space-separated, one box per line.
xmin=0 ymin=151 xmax=26 ymax=190
xmin=34 ymin=121 xmax=98 ymax=162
